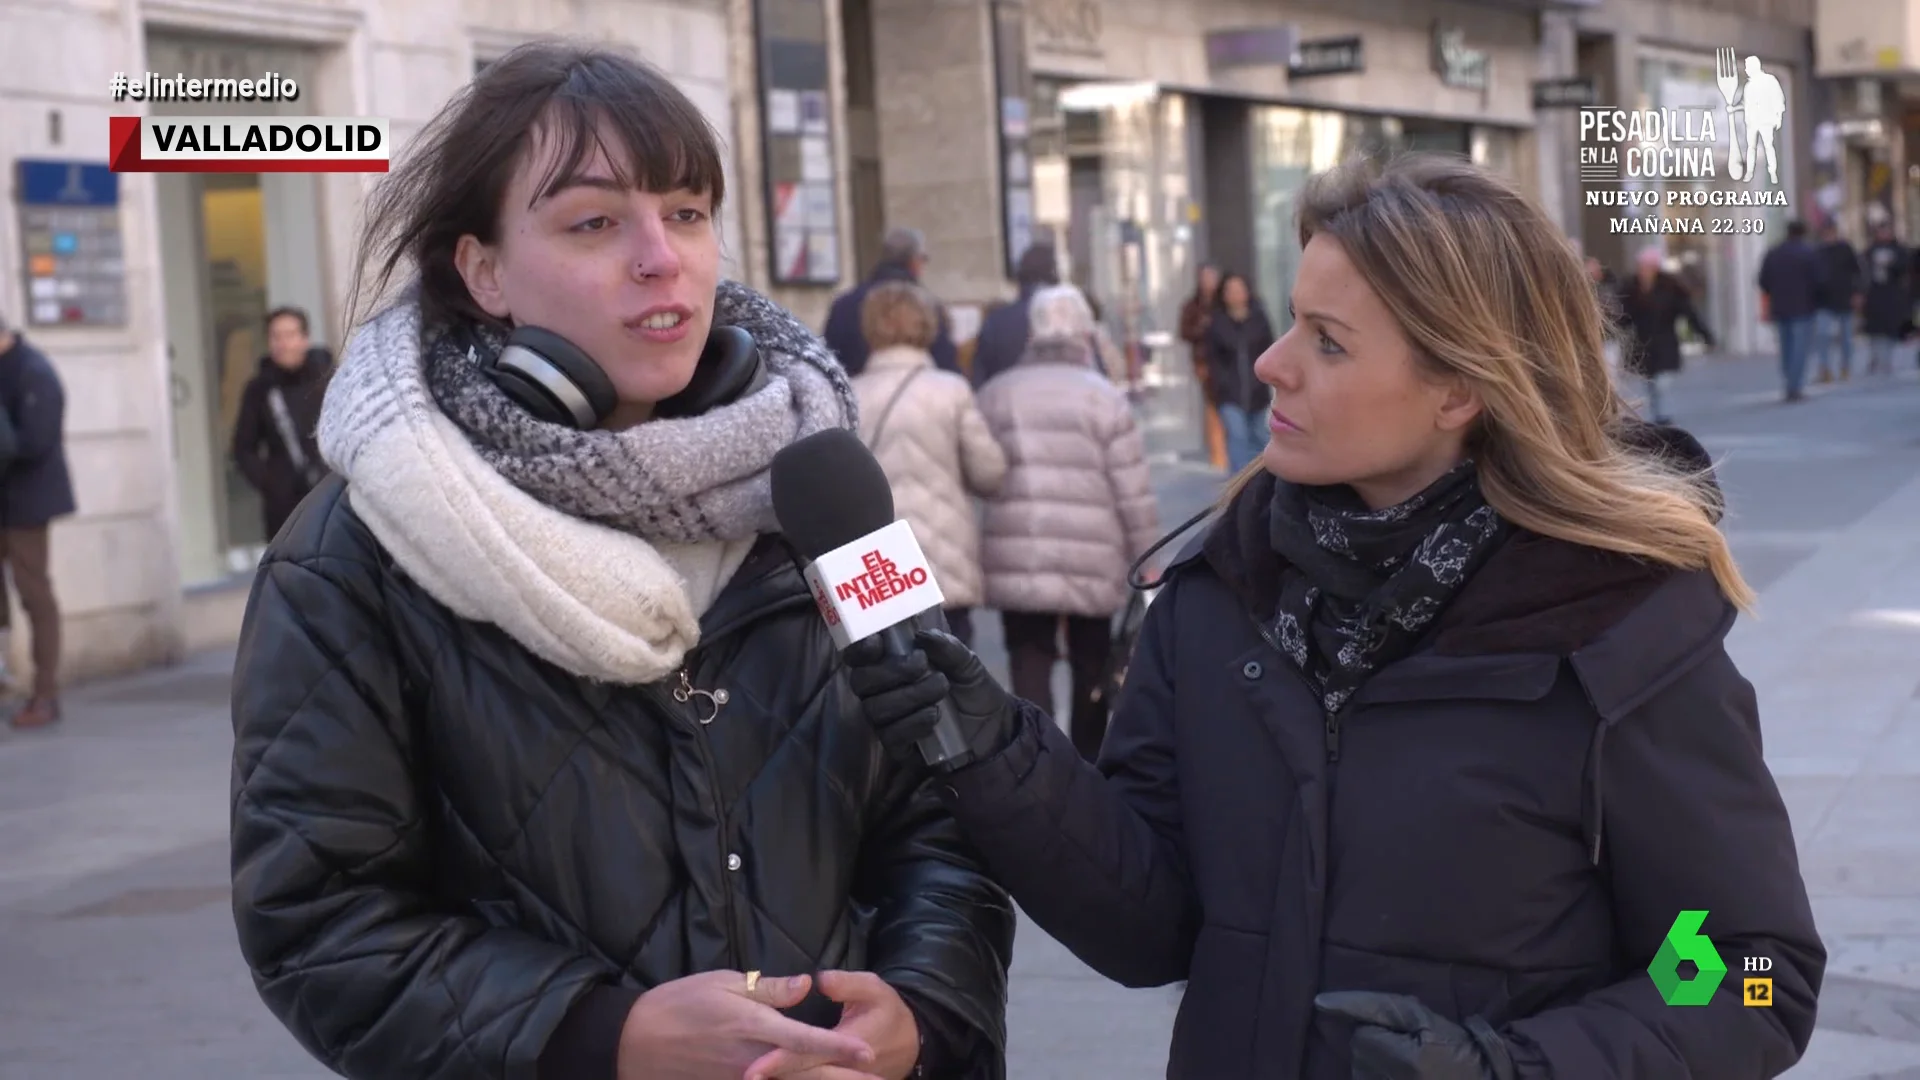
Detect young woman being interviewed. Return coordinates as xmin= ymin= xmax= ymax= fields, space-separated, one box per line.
xmin=228 ymin=40 xmax=1013 ymax=1080
xmin=842 ymin=153 xmax=1824 ymax=1080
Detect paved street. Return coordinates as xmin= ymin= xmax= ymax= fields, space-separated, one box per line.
xmin=2 ymin=348 xmax=1919 ymax=1078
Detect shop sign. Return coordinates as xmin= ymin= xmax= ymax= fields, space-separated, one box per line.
xmin=15 ymin=159 xmax=127 ymax=328
xmin=1289 ymin=36 xmax=1365 ymax=80
xmin=1031 ymin=0 xmax=1102 ymax=57
xmin=1533 ymin=77 xmax=1599 ymax=109
xmin=1206 ymin=25 xmax=1297 ymax=72
xmin=1433 ymin=24 xmax=1489 ymax=91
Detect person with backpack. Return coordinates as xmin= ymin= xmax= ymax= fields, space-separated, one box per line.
xmin=0 ymin=311 xmax=76 ymax=729
xmin=231 ymin=306 xmax=334 ymax=539
xmin=851 ymin=280 xmax=1008 ymax=647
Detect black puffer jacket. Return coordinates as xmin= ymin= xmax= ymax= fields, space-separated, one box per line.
xmin=931 ymin=431 xmax=1823 ymax=1078
xmin=230 ymin=477 xmax=1014 ymax=1080
xmin=231 ymin=347 xmax=333 ymax=534
xmin=1202 ymin=307 xmax=1277 ymax=413
xmin=0 ymin=333 xmax=77 ymax=529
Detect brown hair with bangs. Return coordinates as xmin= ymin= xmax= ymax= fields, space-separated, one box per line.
xmin=350 ymin=39 xmax=727 ymax=329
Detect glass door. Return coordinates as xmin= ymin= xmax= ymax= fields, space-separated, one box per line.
xmin=200 ymin=173 xmax=272 ymax=568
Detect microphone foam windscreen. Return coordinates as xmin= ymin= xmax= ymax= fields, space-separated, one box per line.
xmin=770 ymin=427 xmax=897 ymax=559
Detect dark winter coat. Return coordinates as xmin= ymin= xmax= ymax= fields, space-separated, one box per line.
xmin=1861 ymin=240 xmax=1913 ymax=338
xmin=1758 ymin=238 xmax=1822 ymax=322
xmin=929 ymin=436 xmax=1823 ymax=1079
xmin=0 ymin=333 xmax=77 ymax=529
xmin=1178 ymin=295 xmax=1217 ymax=406
xmin=229 ymin=478 xmax=1015 ymax=1080
xmin=1616 ymin=272 xmax=1715 ymax=376
xmin=231 ymin=348 xmax=333 ymax=536
xmin=969 ymin=283 xmax=1043 ymax=390
xmin=1813 ymin=238 xmax=1863 ymax=313
xmin=823 ymin=262 xmax=960 ymax=377
xmin=1203 ymin=307 xmax=1277 ymax=414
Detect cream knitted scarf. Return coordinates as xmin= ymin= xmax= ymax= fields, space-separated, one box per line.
xmin=315 ymin=288 xmax=857 ymax=685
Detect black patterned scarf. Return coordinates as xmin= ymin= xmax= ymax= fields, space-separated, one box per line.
xmin=1265 ymin=460 xmax=1510 ymax=713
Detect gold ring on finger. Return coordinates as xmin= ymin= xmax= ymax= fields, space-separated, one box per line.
xmin=745 ymin=969 xmax=761 ymax=993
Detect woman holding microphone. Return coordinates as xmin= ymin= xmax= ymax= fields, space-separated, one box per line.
xmin=836 ymin=154 xmax=1824 ymax=1080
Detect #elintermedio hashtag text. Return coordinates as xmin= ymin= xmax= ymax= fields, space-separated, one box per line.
xmin=109 ymin=71 xmax=300 ymax=103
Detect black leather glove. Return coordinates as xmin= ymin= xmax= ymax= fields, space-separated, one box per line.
xmin=1315 ymin=992 xmax=1516 ymax=1080
xmin=843 ymin=628 xmax=1019 ymax=772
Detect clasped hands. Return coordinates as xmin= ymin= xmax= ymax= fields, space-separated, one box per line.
xmin=618 ymin=968 xmax=921 ymax=1080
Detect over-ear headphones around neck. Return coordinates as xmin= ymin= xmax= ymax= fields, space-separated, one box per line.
xmin=483 ymin=323 xmax=769 ymax=429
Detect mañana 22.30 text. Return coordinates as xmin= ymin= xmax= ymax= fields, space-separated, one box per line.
xmin=1610 ymin=216 xmax=1766 ymax=235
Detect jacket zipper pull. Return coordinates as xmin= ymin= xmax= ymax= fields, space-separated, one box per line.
xmin=1325 ymin=714 xmax=1341 ymax=762
xmin=672 ymin=668 xmax=730 ymax=725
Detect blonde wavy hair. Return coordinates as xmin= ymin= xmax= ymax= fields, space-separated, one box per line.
xmin=1222 ymin=154 xmax=1752 ymax=610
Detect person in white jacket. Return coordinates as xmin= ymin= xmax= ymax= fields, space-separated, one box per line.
xmin=852 ymin=280 xmax=1009 ymax=645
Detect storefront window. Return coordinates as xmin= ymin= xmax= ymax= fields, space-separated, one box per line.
xmin=1247 ymin=109 xmax=1476 ymax=333
xmin=1031 ymin=79 xmax=1210 ymax=455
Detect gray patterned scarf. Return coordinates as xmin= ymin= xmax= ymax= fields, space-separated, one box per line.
xmin=419 ymin=279 xmax=858 ymax=544
xmin=1266 ymin=460 xmax=1510 ymax=714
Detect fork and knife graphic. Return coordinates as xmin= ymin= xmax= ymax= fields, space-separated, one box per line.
xmin=1714 ymin=47 xmax=1746 ymax=181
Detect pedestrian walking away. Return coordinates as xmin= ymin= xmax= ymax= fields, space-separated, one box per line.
xmin=842 ymin=154 xmax=1824 ymax=1080
xmin=0 ymin=311 xmax=76 ymax=730
xmin=1616 ymin=247 xmax=1716 ymax=425
xmin=823 ymin=226 xmax=961 ymax=377
xmin=231 ymin=305 xmax=334 ymax=539
xmin=975 ymin=283 xmax=1161 ymax=762
xmin=1860 ymin=220 xmax=1912 ymax=375
xmin=851 ymin=279 xmax=1008 ymax=647
xmin=1810 ymin=220 xmax=1863 ymax=383
xmin=969 ymin=242 xmax=1061 ymax=390
xmin=227 ymin=40 xmax=1013 ymax=1080
xmin=1759 ymin=221 xmax=1822 ymax=402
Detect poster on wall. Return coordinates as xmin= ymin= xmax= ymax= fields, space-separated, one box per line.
xmin=756 ymin=0 xmax=841 ymax=286
xmin=15 ymin=160 xmax=128 ymax=328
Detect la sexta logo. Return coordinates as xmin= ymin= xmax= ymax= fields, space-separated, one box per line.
xmin=1649 ymin=910 xmax=1728 ymax=1006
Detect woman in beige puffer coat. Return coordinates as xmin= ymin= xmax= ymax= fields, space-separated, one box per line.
xmin=975 ymin=283 xmax=1160 ymax=761
xmin=852 ymin=281 xmax=1009 ymax=647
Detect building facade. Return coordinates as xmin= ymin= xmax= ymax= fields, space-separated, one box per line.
xmin=0 ymin=0 xmax=1847 ymax=683
xmin=0 ymin=0 xmax=864 ymax=683
xmin=1813 ymin=0 xmax=1918 ymax=245
xmin=842 ymin=0 xmax=1586 ymax=467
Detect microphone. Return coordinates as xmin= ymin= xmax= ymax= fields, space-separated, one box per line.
xmin=770 ymin=428 xmax=977 ymax=770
